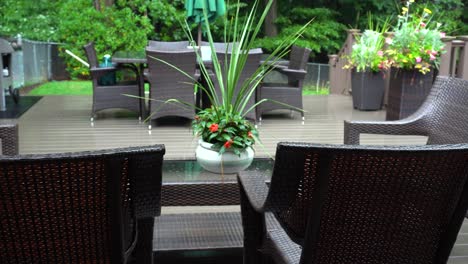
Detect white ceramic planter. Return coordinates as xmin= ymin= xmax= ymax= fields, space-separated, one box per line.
xmin=195 ymin=140 xmax=254 ymax=174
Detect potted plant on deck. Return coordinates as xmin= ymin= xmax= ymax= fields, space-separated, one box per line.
xmin=385 ymin=0 xmax=445 ymax=120
xmin=152 ymin=0 xmax=310 ymax=174
xmin=345 ymin=21 xmax=390 ymax=111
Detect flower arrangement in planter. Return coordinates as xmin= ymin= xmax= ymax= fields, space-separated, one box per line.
xmin=386 ymin=0 xmax=446 ymax=74
xmin=384 ymin=0 xmax=446 ymax=120
xmin=149 ymin=0 xmax=311 ymax=173
xmin=344 ymin=19 xmax=390 ymax=110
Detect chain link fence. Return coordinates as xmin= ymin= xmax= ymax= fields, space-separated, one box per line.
xmin=11 ymin=39 xmax=69 ymax=89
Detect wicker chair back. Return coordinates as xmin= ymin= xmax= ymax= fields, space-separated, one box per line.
xmin=0 ymin=145 xmax=165 ymax=264
xmin=213 ymin=48 xmax=263 ymax=120
xmin=147 ymin=40 xmax=190 ymax=51
xmin=264 ymin=142 xmax=468 ymax=263
xmin=146 ymin=48 xmax=197 ymax=121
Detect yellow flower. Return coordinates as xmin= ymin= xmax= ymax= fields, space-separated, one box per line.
xmin=424 ymin=8 xmax=432 ymax=14
xmin=402 ymin=59 xmax=408 ymax=63
xmin=402 ymin=7 xmax=408 ymax=14
xmin=409 ymin=0 xmax=414 ymax=2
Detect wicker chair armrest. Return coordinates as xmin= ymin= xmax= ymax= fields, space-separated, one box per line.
xmin=237 ymin=170 xmax=270 ymax=212
xmin=89 ymin=66 xmax=117 ymax=79
xmin=278 ymin=68 xmax=307 ymax=80
xmin=260 ymin=60 xmax=289 ymax=70
xmin=344 ymin=118 xmax=426 ymax=145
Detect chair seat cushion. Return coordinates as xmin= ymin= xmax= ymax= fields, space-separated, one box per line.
xmin=264 ymin=212 xmax=302 ymax=264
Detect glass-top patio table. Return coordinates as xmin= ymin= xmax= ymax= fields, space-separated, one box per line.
xmin=153 ymin=158 xmax=274 ymax=256
xmin=160 ymin=158 xmax=274 ymax=207
xmin=113 ymin=50 xmax=147 ymax=64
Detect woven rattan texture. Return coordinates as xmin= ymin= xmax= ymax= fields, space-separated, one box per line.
xmin=147 ymin=41 xmax=189 ymax=51
xmin=212 ymin=49 xmax=263 ymax=121
xmin=154 ymin=212 xmax=243 ymax=251
xmin=344 ymin=77 xmax=468 ymax=145
xmin=239 ymin=142 xmax=468 ymax=264
xmin=146 ymin=48 xmax=197 ymax=121
xmin=0 ymin=145 xmax=165 ymax=264
xmin=161 ymin=182 xmax=239 ymax=206
xmin=0 ymin=123 xmax=18 ymax=155
xmin=84 ymin=42 xmax=142 ymax=119
xmin=257 ymin=46 xmax=311 ymax=119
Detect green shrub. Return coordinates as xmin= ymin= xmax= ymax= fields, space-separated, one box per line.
xmin=256 ymin=7 xmax=347 ymax=60
xmin=0 ymin=0 xmax=62 ymax=41
xmin=56 ymin=0 xmax=153 ymax=78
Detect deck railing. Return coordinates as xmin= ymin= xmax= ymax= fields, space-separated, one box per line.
xmin=328 ymin=30 xmax=468 ymax=95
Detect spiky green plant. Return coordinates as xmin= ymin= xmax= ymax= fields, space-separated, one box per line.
xmin=146 ymin=0 xmax=311 ymax=154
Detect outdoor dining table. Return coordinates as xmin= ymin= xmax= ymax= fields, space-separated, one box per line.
xmin=112 ymin=50 xmax=147 ymax=88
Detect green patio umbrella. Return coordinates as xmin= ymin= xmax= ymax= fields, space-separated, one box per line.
xmin=185 ymin=0 xmax=226 ymax=45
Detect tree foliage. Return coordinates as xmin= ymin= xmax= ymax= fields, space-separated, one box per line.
xmin=0 ymin=0 xmax=466 ymax=73
xmin=57 ymin=0 xmax=152 ymax=78
xmin=257 ymin=7 xmax=347 ymax=60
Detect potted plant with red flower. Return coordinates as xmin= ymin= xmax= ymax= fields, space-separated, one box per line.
xmin=192 ymin=107 xmax=257 ymax=173
xmin=147 ymin=0 xmax=309 ymax=174
xmin=184 ymin=0 xmax=309 ymax=174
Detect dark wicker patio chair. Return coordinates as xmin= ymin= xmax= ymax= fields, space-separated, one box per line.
xmin=145 ymin=48 xmax=197 ymax=128
xmin=344 ymin=76 xmax=468 ymax=145
xmin=147 ymin=40 xmax=190 ymax=51
xmin=84 ymin=42 xmax=143 ymax=122
xmin=209 ymin=48 xmax=263 ymax=121
xmin=0 ymin=144 xmax=165 ymax=264
xmin=256 ymin=45 xmax=311 ymax=121
xmin=344 ymin=76 xmax=468 ymax=219
xmin=0 ymin=122 xmax=18 ymax=155
xmin=238 ymin=142 xmax=468 ymax=264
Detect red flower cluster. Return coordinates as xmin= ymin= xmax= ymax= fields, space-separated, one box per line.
xmin=248 ymin=131 xmax=253 ymax=138
xmin=224 ymin=139 xmax=233 ymax=149
xmin=209 ymin=123 xmax=219 ymax=133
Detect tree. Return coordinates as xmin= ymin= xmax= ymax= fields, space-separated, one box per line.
xmin=264 ymin=0 xmax=278 ymax=37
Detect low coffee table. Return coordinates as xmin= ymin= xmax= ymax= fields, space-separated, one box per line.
xmin=153 ymin=158 xmax=274 ymax=261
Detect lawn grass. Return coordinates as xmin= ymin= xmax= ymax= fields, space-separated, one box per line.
xmin=29 ymin=81 xmax=93 ymax=95
xmin=29 ymin=81 xmax=150 ymax=95
xmin=303 ymin=84 xmax=330 ymax=95
xmin=30 ymin=81 xmax=329 ymax=96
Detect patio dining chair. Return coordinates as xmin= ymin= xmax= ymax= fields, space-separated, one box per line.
xmin=84 ymin=42 xmax=143 ymax=122
xmin=0 ymin=144 xmax=165 ymax=264
xmin=209 ymin=48 xmax=263 ymax=121
xmin=0 ymin=122 xmax=18 ymax=155
xmin=201 ymin=41 xmax=239 ymax=52
xmin=147 ymin=40 xmax=190 ymax=51
xmin=344 ymin=76 xmax=468 ymax=219
xmin=145 ymin=48 xmax=198 ymax=128
xmin=238 ymin=142 xmax=468 ymax=264
xmin=256 ymin=45 xmax=311 ymax=121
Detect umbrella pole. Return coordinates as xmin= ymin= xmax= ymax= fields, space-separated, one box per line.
xmin=197 ymin=23 xmax=202 ymax=46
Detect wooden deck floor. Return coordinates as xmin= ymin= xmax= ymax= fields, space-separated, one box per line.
xmin=12 ymin=94 xmax=468 ymax=262
xmin=17 ymin=94 xmax=426 ymax=158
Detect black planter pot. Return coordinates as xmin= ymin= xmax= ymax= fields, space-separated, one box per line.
xmin=386 ymin=68 xmax=433 ymax=120
xmin=351 ymin=70 xmax=386 ymax=111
